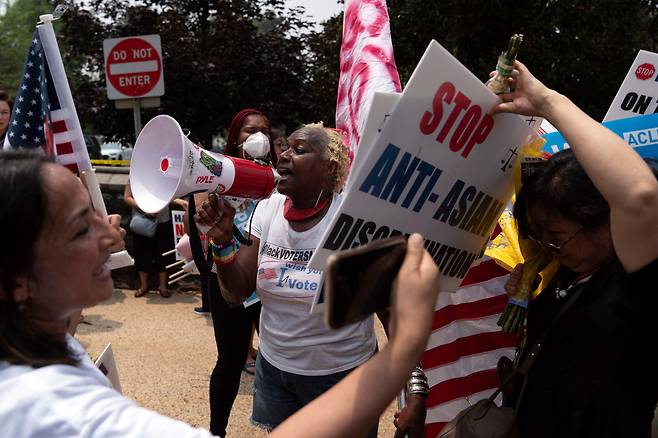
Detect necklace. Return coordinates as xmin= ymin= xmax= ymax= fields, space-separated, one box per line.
xmin=283 ymin=196 xmax=331 ymax=222
xmin=554 ymin=273 xmax=592 ymax=299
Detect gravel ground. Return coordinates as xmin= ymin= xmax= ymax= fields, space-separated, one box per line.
xmin=76 ymin=287 xmax=398 ymax=437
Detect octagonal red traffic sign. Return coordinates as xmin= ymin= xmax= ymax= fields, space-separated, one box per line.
xmin=635 ymin=62 xmax=655 ymax=81
xmin=103 ymin=34 xmax=165 ymax=100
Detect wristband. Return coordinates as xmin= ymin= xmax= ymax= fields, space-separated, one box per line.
xmin=210 ymin=238 xmax=238 ymax=265
xmin=406 ymin=365 xmax=429 ymax=398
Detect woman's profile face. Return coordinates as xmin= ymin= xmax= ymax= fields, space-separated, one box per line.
xmin=529 ymin=204 xmax=613 ymax=274
xmin=27 ymin=164 xmax=119 ymax=321
xmin=235 ymin=114 xmax=270 ymax=160
xmin=0 ymin=100 xmax=10 ymax=135
xmin=276 ymin=126 xmax=330 ymax=202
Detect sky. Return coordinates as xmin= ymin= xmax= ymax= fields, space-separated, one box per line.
xmin=0 ymin=1 xmax=345 ymax=22
xmin=285 ymin=0 xmax=343 ymax=24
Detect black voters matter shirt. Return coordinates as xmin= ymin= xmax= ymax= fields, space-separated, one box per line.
xmin=517 ymin=257 xmax=658 ymax=438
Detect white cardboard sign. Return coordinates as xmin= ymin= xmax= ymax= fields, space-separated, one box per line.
xmin=309 ymin=40 xmax=533 ymax=296
xmin=171 ymin=210 xmax=186 ymax=260
xmin=604 ymin=50 xmax=658 ymax=122
xmin=345 ymin=91 xmax=401 ymax=192
xmin=94 ymin=343 xmax=122 ymax=393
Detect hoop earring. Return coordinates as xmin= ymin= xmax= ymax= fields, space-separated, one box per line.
xmin=314 ymin=188 xmax=324 ymax=208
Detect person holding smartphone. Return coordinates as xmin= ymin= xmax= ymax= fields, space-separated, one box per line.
xmin=0 ymin=148 xmax=438 ymax=437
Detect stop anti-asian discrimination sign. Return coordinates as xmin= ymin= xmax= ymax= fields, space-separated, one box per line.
xmin=103 ymin=34 xmax=165 ymax=100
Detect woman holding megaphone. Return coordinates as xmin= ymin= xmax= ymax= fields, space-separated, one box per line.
xmin=196 ymin=123 xmax=385 ymax=434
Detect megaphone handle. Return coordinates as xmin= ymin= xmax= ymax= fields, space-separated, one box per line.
xmin=196 ymin=222 xmax=211 ymax=235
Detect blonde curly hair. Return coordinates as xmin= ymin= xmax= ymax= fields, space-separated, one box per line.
xmin=303 ymin=122 xmax=350 ymax=193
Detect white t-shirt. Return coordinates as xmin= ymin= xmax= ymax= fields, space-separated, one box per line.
xmin=251 ymin=193 xmax=377 ymax=376
xmin=0 ymin=335 xmax=213 ymax=438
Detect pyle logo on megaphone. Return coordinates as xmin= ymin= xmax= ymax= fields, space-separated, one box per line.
xmin=130 ymin=115 xmax=279 ymax=214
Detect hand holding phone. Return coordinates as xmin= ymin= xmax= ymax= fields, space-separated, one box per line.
xmin=324 ymin=235 xmax=407 ymax=329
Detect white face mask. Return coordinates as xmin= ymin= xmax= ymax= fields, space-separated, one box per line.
xmin=242 ymin=131 xmax=270 ymax=159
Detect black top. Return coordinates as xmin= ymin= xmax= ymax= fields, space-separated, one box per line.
xmin=517 ymin=257 xmax=658 ymax=437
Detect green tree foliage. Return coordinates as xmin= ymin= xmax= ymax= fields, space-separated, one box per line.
xmin=388 ymin=0 xmax=658 ymax=120
xmin=56 ymin=0 xmax=316 ymax=144
xmin=303 ymin=0 xmax=658 ymax=123
xmin=7 ymin=1 xmax=658 ymax=143
xmin=0 ymin=0 xmax=53 ymax=95
xmin=304 ymin=14 xmax=343 ymax=126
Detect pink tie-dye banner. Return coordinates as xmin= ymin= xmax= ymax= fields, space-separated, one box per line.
xmin=336 ymin=0 xmax=401 ymax=161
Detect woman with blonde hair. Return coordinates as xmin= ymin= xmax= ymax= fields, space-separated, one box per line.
xmin=197 ymin=123 xmax=381 ymax=433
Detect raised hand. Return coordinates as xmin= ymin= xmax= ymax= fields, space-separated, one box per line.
xmin=491 ymin=61 xmax=557 ymax=118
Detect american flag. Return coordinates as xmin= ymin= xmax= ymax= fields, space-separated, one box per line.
xmin=258 ymin=267 xmax=279 ymax=281
xmin=4 ymin=28 xmax=89 ymax=174
xmin=422 ymin=254 xmax=518 ymax=436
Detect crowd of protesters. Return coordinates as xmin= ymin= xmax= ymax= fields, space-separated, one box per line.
xmin=1 ymin=59 xmax=658 ymax=438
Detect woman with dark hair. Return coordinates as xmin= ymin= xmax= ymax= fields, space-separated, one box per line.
xmin=0 ymin=90 xmax=12 ymax=143
xmin=0 ymin=149 xmax=441 ymax=437
xmin=188 ymin=108 xmax=275 ymax=437
xmin=496 ymin=61 xmax=658 ymax=437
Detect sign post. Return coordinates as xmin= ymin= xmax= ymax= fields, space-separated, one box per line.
xmin=103 ymin=34 xmax=165 ymax=138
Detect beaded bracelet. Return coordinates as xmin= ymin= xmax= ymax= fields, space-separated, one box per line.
xmin=406 ymin=365 xmax=429 ymax=398
xmin=210 ymin=238 xmax=238 ymax=265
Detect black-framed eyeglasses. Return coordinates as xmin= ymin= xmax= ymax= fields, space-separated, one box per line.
xmin=527 ymin=227 xmax=583 ymax=254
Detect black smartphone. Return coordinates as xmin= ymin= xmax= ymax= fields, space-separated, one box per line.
xmin=324 ymin=235 xmax=407 ymax=329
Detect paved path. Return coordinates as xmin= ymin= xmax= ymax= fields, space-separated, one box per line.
xmin=76 ymin=288 xmax=397 ymax=437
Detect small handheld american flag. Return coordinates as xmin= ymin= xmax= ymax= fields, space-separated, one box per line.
xmin=3 ymin=31 xmax=79 ymax=172
xmin=3 ymin=11 xmax=132 ymax=270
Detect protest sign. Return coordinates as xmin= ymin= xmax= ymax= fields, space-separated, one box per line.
xmin=542 ymin=113 xmax=658 ymax=158
xmin=94 ymin=343 xmax=122 ymax=393
xmin=171 ymin=210 xmax=186 ymax=260
xmin=604 ymin=50 xmax=658 ymax=122
xmin=345 ymin=91 xmax=401 ymax=191
xmin=309 ymin=40 xmax=533 ymax=298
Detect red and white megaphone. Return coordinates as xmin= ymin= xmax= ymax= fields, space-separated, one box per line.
xmin=130 ymin=115 xmax=278 ymax=214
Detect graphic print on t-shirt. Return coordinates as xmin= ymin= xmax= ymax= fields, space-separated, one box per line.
xmin=258 ymin=241 xmax=323 ymax=299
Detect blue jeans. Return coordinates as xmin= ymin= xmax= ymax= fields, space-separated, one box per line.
xmin=251 ymin=354 xmax=378 ymax=437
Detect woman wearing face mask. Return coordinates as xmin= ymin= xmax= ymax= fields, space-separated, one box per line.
xmin=186 ymin=108 xmax=277 ymax=437
xmin=196 ymin=123 xmax=385 ymax=435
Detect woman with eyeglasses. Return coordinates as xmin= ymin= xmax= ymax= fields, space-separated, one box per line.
xmin=495 ymin=61 xmax=658 ymax=438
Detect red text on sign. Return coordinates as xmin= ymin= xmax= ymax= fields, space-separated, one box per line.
xmin=419 ymin=81 xmax=494 ymax=159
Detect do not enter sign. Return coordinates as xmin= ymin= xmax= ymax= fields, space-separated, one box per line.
xmin=103 ymin=34 xmax=165 ymax=100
